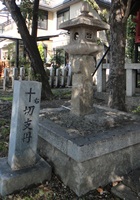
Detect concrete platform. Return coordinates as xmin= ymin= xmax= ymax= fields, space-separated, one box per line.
xmin=38 ymin=109 xmax=140 ymax=196
xmin=0 ymin=156 xmax=52 ymax=196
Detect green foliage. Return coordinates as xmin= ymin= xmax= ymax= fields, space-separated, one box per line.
xmin=0 ymin=141 xmax=8 ymax=152
xmin=19 ymin=56 xmax=31 ymax=75
xmin=38 ymin=10 xmax=47 ymax=21
xmin=3 ymin=42 xmax=31 ymax=69
xmin=20 ymin=1 xmax=47 ymax=28
xmin=0 ymin=118 xmax=8 ymax=127
xmin=20 ymin=0 xmax=34 ymax=24
xmin=28 ymin=70 xmax=42 ymax=81
xmin=0 ymin=119 xmax=10 ymax=155
xmin=126 ymin=16 xmax=136 ymax=62
xmin=38 ymin=43 xmax=45 ymax=62
xmin=137 ymin=80 xmax=140 ymax=86
xmin=52 ymin=88 xmax=71 ymax=99
xmin=49 ymin=49 xmax=65 ymax=68
xmin=97 ymin=38 xmax=102 ymax=45
xmin=7 ymin=43 xmax=15 ymax=60
xmin=85 ymin=0 xmax=109 ymax=43
xmin=34 ymin=73 xmax=41 ymax=81
xmin=99 ymin=9 xmax=108 ymax=23
xmin=132 ymin=106 xmax=140 ymax=114
xmin=85 ymin=0 xmax=99 ymax=11
xmin=0 ymin=92 xmax=13 ymax=101
xmin=19 ymin=56 xmax=29 ymax=66
xmin=0 ymin=96 xmax=13 ymax=101
xmin=85 ymin=0 xmax=108 ymax=22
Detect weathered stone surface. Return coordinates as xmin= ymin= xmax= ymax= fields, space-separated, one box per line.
xmin=59 ymin=1 xmax=109 ymax=32
xmin=70 ymin=55 xmax=94 ymax=116
xmin=123 ymin=168 xmax=140 ymax=195
xmin=38 ymin=112 xmax=140 ymax=196
xmin=38 ymin=136 xmax=140 ymax=197
xmin=0 ymin=81 xmax=52 ymax=197
xmin=111 ymin=183 xmax=140 ymax=200
xmin=8 ymin=81 xmax=42 ymax=170
xmin=59 ymin=2 xmax=109 ymax=116
xmin=59 ymin=1 xmax=109 ymax=55
xmin=71 ymin=55 xmax=94 ymax=76
xmin=111 ymin=168 xmax=140 ymax=199
xmin=38 ymin=116 xmax=140 ymax=162
xmin=0 ymin=156 xmax=51 ymax=196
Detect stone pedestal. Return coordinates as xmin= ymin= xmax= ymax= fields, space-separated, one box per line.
xmin=38 ymin=114 xmax=140 ymax=196
xmin=0 ymin=156 xmax=51 ymax=196
xmin=71 ymin=55 xmax=95 ymax=116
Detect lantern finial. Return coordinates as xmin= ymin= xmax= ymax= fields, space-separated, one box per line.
xmin=80 ymin=1 xmax=90 ymax=16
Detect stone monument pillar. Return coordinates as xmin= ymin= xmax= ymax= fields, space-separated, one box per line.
xmin=60 ymin=1 xmax=109 ymax=116
xmin=0 ymin=81 xmax=51 ymax=196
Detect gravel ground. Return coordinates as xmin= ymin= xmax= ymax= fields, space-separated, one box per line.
xmin=0 ymin=89 xmax=122 ymax=200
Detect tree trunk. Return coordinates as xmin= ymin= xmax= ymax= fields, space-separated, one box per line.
xmin=31 ymin=0 xmax=39 ymax=39
xmin=3 ymin=0 xmax=53 ymax=100
xmin=108 ymin=0 xmax=127 ymax=111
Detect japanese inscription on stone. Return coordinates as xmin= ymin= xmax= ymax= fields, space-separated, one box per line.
xmin=8 ymin=81 xmax=42 ymax=170
xmin=22 ymin=88 xmax=40 ymax=143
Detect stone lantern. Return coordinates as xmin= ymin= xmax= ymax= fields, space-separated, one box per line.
xmin=60 ymin=1 xmax=109 ymax=116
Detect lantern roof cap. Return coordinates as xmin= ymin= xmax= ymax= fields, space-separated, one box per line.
xmin=59 ymin=1 xmax=109 ymax=31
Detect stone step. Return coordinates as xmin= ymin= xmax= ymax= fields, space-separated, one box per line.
xmin=111 ymin=183 xmax=140 ymax=200
xmin=123 ymin=168 xmax=140 ymax=196
xmin=111 ymin=168 xmax=140 ymax=200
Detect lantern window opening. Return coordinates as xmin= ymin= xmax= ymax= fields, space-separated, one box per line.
xmin=74 ymin=32 xmax=79 ymax=40
xmin=86 ymin=32 xmax=93 ymax=40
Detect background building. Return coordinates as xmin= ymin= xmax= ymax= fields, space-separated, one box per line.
xmin=0 ymin=0 xmax=110 ymax=69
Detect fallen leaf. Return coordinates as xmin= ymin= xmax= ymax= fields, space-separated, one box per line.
xmin=97 ymin=187 xmax=104 ymax=195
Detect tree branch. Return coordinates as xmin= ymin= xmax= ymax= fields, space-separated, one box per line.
xmin=122 ymin=0 xmax=132 ymax=23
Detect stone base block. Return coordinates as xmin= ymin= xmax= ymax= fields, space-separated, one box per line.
xmin=111 ymin=183 xmax=139 ymax=200
xmin=0 ymin=156 xmax=51 ymax=196
xmin=38 ymin=118 xmax=140 ymax=196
